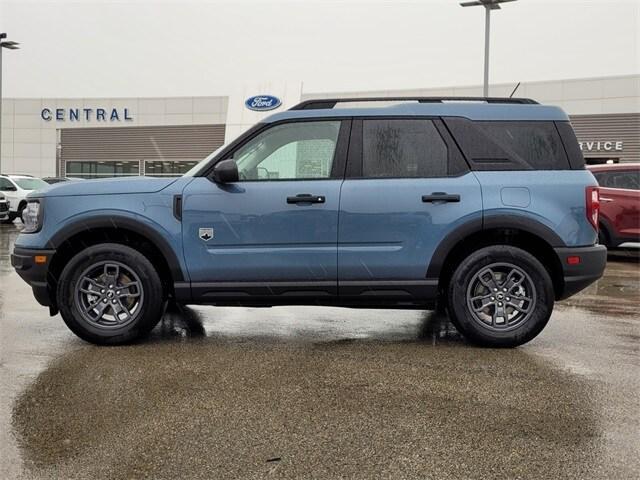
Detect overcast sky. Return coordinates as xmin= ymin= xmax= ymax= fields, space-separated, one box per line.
xmin=1 ymin=0 xmax=639 ymax=98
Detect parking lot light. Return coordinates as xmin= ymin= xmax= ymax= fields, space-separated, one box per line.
xmin=0 ymin=33 xmax=21 ymax=173
xmin=459 ymin=0 xmax=518 ymax=97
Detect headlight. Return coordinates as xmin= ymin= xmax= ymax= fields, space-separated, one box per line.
xmin=22 ymin=200 xmax=42 ymax=233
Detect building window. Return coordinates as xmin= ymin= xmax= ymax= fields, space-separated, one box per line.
xmin=66 ymin=161 xmax=140 ymax=179
xmin=144 ymin=160 xmax=199 ymax=177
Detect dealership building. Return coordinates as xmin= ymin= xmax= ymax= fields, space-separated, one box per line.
xmin=1 ymin=74 xmax=638 ymax=179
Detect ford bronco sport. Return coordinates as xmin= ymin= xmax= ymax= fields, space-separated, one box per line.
xmin=11 ymin=97 xmax=607 ymax=347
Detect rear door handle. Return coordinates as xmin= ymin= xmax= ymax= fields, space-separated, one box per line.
xmin=422 ymin=192 xmax=461 ymax=203
xmin=287 ymin=194 xmax=326 ymax=204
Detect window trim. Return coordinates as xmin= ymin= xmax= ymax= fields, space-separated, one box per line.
xmin=345 ymin=116 xmax=469 ymax=180
xmin=201 ymin=118 xmax=352 ymax=182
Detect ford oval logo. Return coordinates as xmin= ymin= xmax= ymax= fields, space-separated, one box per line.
xmin=245 ymin=95 xmax=282 ymax=112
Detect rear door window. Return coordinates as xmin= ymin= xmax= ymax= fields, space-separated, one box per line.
xmin=361 ymin=119 xmax=449 ymax=178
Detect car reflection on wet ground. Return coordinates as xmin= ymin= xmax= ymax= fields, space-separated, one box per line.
xmin=0 ymin=223 xmax=638 ymax=480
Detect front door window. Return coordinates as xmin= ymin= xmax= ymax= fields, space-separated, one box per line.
xmin=231 ymin=121 xmax=341 ymax=181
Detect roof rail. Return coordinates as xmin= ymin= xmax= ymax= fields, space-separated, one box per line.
xmin=0 ymin=173 xmax=34 ymax=177
xmin=289 ymin=96 xmax=539 ymax=110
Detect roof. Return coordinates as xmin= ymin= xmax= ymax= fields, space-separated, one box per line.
xmin=263 ymin=101 xmax=569 ymax=123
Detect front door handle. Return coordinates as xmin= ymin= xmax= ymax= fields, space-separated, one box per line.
xmin=287 ymin=194 xmax=326 ymax=204
xmin=422 ymin=192 xmax=461 ymax=203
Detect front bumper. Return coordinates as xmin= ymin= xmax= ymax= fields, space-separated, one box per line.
xmin=11 ymin=247 xmax=57 ymax=308
xmin=554 ymin=244 xmax=607 ymax=300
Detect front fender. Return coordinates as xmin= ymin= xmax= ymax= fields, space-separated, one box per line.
xmin=15 ymin=194 xmax=187 ymax=282
xmin=45 ymin=212 xmax=187 ymax=282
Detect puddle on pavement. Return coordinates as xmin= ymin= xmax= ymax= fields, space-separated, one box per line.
xmin=11 ymin=306 xmax=616 ymax=480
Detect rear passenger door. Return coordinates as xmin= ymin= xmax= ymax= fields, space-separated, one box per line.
xmin=337 ymin=118 xmax=482 ymax=302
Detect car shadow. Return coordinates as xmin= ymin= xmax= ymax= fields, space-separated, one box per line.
xmin=151 ymin=302 xmax=206 ymax=339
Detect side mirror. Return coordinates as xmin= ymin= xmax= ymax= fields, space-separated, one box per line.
xmin=212 ymin=159 xmax=239 ymax=183
xmin=0 ymin=185 xmax=17 ymax=192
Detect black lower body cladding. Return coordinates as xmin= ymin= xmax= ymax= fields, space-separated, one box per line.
xmin=554 ymin=245 xmax=607 ymax=299
xmin=11 ymin=247 xmax=57 ymax=307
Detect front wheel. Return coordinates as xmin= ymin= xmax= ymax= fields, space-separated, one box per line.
xmin=447 ymin=245 xmax=554 ymax=348
xmin=57 ymin=243 xmax=165 ymax=345
xmin=17 ymin=204 xmax=26 ymax=223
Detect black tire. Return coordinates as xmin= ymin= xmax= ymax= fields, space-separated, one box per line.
xmin=17 ymin=203 xmax=26 ymax=223
xmin=56 ymin=243 xmax=165 ymax=345
xmin=598 ymin=223 xmax=610 ymax=248
xmin=447 ymin=245 xmax=554 ymax=348
xmin=0 ymin=215 xmax=14 ymax=224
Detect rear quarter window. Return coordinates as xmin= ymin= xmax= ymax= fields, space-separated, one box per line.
xmin=444 ymin=118 xmax=571 ymax=171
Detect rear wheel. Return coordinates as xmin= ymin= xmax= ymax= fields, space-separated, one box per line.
xmin=57 ymin=243 xmax=165 ymax=345
xmin=447 ymin=245 xmax=554 ymax=348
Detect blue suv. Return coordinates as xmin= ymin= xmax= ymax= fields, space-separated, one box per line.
xmin=11 ymin=97 xmax=607 ymax=347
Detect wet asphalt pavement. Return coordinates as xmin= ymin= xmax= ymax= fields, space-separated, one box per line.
xmin=0 ymin=223 xmax=638 ymax=479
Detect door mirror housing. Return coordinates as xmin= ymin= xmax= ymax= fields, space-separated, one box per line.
xmin=0 ymin=185 xmax=17 ymax=192
xmin=212 ymin=159 xmax=239 ymax=183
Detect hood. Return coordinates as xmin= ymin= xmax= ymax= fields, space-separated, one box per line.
xmin=34 ymin=176 xmax=179 ymax=198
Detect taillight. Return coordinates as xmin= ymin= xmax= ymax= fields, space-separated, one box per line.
xmin=586 ymin=186 xmax=600 ymax=231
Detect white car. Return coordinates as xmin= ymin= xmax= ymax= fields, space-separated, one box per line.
xmin=0 ymin=174 xmax=50 ymax=223
xmin=0 ymin=194 xmax=9 ymax=221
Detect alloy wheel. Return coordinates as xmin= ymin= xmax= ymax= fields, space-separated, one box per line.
xmin=466 ymin=262 xmax=537 ymax=332
xmin=74 ymin=261 xmax=144 ymax=329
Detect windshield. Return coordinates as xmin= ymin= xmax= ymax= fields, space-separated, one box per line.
xmin=14 ymin=178 xmax=49 ymax=191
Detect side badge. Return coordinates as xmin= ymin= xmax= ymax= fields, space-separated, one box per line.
xmin=199 ymin=228 xmax=214 ymax=241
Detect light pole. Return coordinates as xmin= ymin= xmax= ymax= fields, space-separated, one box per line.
xmin=0 ymin=33 xmax=21 ymax=173
xmin=460 ymin=0 xmax=517 ymax=97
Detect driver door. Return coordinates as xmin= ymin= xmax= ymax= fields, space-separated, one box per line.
xmin=181 ymin=119 xmax=350 ymax=301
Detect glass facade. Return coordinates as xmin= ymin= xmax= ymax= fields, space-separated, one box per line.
xmin=144 ymin=161 xmax=199 ymax=177
xmin=66 ymin=161 xmax=140 ymax=179
xmin=65 ymin=160 xmax=200 ymax=179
